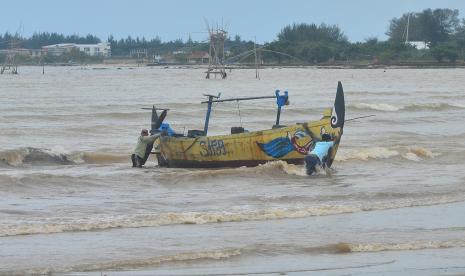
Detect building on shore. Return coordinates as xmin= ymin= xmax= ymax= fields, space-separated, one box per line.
xmin=74 ymin=43 xmax=111 ymax=57
xmin=29 ymin=49 xmax=44 ymax=58
xmin=406 ymin=41 xmax=429 ymax=50
xmin=0 ymin=48 xmax=45 ymax=59
xmin=41 ymin=44 xmax=76 ymax=56
xmin=42 ymin=43 xmax=111 ymax=57
xmin=0 ymin=48 xmax=34 ymax=57
xmin=187 ymin=52 xmax=210 ymax=64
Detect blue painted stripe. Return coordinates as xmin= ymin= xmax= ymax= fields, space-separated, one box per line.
xmin=257 ymin=137 xmax=294 ymax=158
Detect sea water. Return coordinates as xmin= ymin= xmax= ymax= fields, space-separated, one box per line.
xmin=1 ymin=66 xmax=464 ymax=275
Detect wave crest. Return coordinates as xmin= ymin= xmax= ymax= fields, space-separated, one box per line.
xmin=336 ymin=146 xmax=437 ymax=162
xmin=0 ymin=147 xmax=127 ymax=166
xmin=256 ymin=160 xmax=308 ymax=176
xmin=8 ymin=248 xmax=241 ymax=274
xmin=352 ymin=103 xmax=400 ymax=111
xmin=347 ymin=240 xmax=465 ymax=252
xmin=350 ymin=102 xmax=465 ymax=112
xmin=163 ymin=161 xmax=308 ymax=184
xmin=72 ymin=248 xmax=241 ymax=273
xmin=9 ymin=239 xmax=465 ymax=274
xmin=0 ymin=147 xmax=72 ymax=166
xmin=3 ymin=193 xmax=463 ymax=237
xmin=300 ymin=240 xmax=465 ymax=254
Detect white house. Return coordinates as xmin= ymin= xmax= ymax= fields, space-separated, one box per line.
xmin=42 ymin=44 xmax=76 ymax=56
xmin=74 ymin=43 xmax=111 ymax=57
xmin=42 ymin=42 xmax=111 ymax=57
xmin=406 ymin=41 xmax=429 ymax=50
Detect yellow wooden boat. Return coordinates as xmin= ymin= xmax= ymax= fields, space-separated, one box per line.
xmin=148 ymin=82 xmax=345 ymax=168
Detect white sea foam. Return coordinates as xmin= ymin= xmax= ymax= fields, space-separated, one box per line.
xmin=351 ymin=102 xmax=465 ymax=112
xmin=402 ymin=152 xmax=422 ymax=161
xmin=0 ymin=147 xmax=127 ymax=166
xmin=303 ymin=239 xmax=465 ymax=254
xmin=352 ymin=103 xmax=401 ymax=112
xmin=451 ymin=103 xmax=465 ymax=108
xmin=408 ymin=102 xmax=465 ymax=111
xmin=5 ymin=248 xmax=241 ymax=275
xmin=336 ymin=147 xmax=399 ymax=161
xmin=257 ymin=160 xmax=308 ymax=176
xmin=336 ymin=146 xmax=437 ymax=162
xmin=6 ymin=240 xmax=465 ymax=275
xmin=348 ymin=239 xmax=465 ymax=252
xmin=2 ymin=193 xmax=463 ymax=237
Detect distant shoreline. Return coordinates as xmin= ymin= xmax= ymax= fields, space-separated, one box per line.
xmin=13 ymin=59 xmax=465 ymax=69
xmin=29 ymin=63 xmax=465 ymax=70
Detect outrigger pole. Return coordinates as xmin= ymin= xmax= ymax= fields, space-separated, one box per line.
xmin=275 ymin=90 xmax=288 ymax=126
xmin=201 ymin=95 xmax=276 ymax=104
xmin=203 ymin=93 xmax=221 ymax=135
xmin=201 ymin=91 xmax=289 ymax=135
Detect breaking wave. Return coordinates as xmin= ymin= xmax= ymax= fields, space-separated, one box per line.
xmin=350 ymin=102 xmax=465 ymax=112
xmin=160 ymin=161 xmax=309 ymax=184
xmin=155 ymin=146 xmax=437 ymax=183
xmin=159 ymin=146 xmax=437 ymax=182
xmin=0 ymin=145 xmax=438 ymax=169
xmin=336 ymin=146 xmax=438 ymax=162
xmin=351 ymin=103 xmax=401 ymax=112
xmin=2 ymin=193 xmax=464 ymax=237
xmin=6 ymin=239 xmax=465 ymax=274
xmin=256 ymin=160 xmax=309 ymax=176
xmin=5 ymin=248 xmax=241 ymax=275
xmin=0 ymin=147 xmax=127 ymax=166
xmin=298 ymin=239 xmax=465 ymax=255
xmin=346 ymin=239 xmax=465 ymax=253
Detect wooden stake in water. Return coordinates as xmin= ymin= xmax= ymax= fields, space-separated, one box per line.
xmin=254 ymin=37 xmax=260 ymax=80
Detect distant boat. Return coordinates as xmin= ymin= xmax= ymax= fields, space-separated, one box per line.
xmin=145 ymin=82 xmax=345 ymax=168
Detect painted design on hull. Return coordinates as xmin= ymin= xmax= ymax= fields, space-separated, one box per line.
xmin=257 ymin=137 xmax=294 ymax=158
xmin=257 ymin=130 xmax=313 ymax=158
xmin=290 ymin=130 xmax=313 ymax=154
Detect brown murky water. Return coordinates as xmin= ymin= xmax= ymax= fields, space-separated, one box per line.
xmin=1 ymin=66 xmax=465 ymax=275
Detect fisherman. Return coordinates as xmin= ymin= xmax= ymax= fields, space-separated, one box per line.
xmin=131 ymin=129 xmax=161 ymax=168
xmin=304 ymin=130 xmax=340 ymax=175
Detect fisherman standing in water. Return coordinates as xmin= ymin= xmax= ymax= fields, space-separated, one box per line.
xmin=304 ymin=129 xmax=341 ymax=175
xmin=131 ymin=129 xmax=161 ymax=168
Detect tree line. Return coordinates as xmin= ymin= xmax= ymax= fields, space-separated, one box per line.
xmin=1 ymin=8 xmax=464 ymax=64
xmin=263 ymin=8 xmax=465 ymax=63
xmin=0 ymin=32 xmax=101 ymax=49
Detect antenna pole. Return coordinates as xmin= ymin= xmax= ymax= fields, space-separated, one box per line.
xmin=406 ymin=13 xmax=410 ymax=43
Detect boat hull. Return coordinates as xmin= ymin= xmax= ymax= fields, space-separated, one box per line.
xmin=161 ymin=158 xmax=305 ymax=168
xmin=155 ymin=108 xmax=342 ymax=168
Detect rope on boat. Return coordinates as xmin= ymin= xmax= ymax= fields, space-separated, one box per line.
xmin=236 ymin=100 xmax=243 ymax=127
xmin=182 ymin=137 xmax=201 ymax=153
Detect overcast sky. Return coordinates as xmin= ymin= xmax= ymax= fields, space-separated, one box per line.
xmin=2 ymin=0 xmax=465 ymax=43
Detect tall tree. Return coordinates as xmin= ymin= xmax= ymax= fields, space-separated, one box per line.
xmin=277 ymin=23 xmax=347 ymax=43
xmin=387 ymin=8 xmax=460 ymax=46
xmin=264 ymin=23 xmax=348 ymax=63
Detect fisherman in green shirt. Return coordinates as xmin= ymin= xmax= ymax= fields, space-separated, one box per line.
xmin=131 ymin=129 xmax=161 ymax=168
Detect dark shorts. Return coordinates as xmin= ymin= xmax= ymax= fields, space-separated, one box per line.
xmin=131 ymin=154 xmax=145 ymax=168
xmin=305 ymin=154 xmax=321 ymax=175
